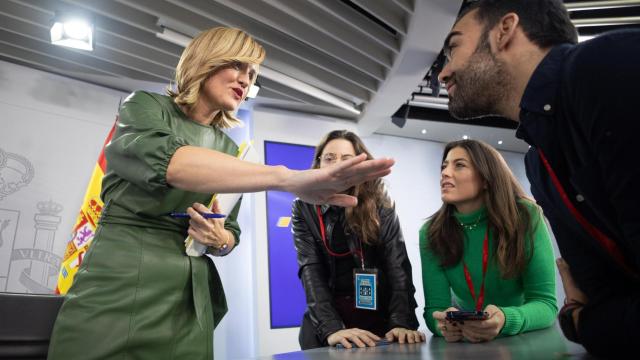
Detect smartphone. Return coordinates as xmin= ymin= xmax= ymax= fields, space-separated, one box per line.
xmin=446 ymin=310 xmax=489 ymax=322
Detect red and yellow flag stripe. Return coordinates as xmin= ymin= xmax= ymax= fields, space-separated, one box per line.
xmin=55 ymin=120 xmax=116 ymax=294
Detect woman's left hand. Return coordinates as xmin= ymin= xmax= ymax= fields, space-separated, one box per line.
xmin=459 ymin=305 xmax=505 ymax=343
xmin=187 ymin=202 xmax=232 ymax=251
xmin=385 ymin=327 xmax=426 ymax=344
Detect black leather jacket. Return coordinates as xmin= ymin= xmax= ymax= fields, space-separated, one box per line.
xmin=292 ymin=199 xmax=419 ymax=344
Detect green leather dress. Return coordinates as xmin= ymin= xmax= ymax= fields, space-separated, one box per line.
xmin=48 ymin=91 xmax=241 ymax=360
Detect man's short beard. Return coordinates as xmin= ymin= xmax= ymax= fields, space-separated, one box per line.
xmin=448 ymin=31 xmax=512 ymax=120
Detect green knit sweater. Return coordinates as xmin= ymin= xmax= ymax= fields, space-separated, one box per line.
xmin=419 ymin=200 xmax=557 ymax=337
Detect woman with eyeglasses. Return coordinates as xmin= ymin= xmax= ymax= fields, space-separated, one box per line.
xmin=292 ymin=130 xmax=424 ymax=349
xmin=47 ymin=29 xmax=394 ymax=360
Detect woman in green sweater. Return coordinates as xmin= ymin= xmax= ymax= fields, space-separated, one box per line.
xmin=420 ymin=139 xmax=557 ymax=343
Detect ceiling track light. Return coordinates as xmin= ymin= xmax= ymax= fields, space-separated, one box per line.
xmin=50 ymin=12 xmax=94 ymax=51
xmin=565 ymin=0 xmax=640 ymax=12
xmin=572 ymin=16 xmax=640 ymax=27
xmin=408 ymin=93 xmax=449 ymax=111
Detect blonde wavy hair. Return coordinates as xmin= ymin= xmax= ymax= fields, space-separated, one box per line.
xmin=167 ymin=27 xmax=266 ymax=128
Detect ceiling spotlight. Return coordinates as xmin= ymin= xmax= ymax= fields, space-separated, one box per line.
xmin=498 ymin=140 xmax=503 ymax=145
xmin=246 ymin=80 xmax=261 ymax=99
xmin=462 ymin=135 xmax=469 ymax=140
xmin=50 ymin=13 xmax=94 ymax=51
xmin=421 ymin=129 xmax=427 ymax=134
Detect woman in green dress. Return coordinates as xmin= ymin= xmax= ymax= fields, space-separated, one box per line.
xmin=47 ymin=27 xmax=394 ymax=360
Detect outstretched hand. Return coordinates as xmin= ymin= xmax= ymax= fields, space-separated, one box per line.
xmin=283 ymin=154 xmax=394 ymax=207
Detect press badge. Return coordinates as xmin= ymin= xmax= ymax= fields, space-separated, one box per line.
xmin=354 ymin=268 xmax=377 ymax=310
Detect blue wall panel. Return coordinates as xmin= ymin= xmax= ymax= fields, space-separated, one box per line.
xmin=265 ymin=141 xmax=315 ymax=328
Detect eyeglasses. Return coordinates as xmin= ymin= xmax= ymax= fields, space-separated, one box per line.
xmin=319 ymin=153 xmax=355 ymax=164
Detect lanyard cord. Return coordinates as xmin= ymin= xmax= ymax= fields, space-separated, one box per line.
xmin=463 ymin=228 xmax=489 ymax=311
xmin=538 ymin=149 xmax=638 ymax=278
xmin=316 ymin=206 xmax=364 ymax=267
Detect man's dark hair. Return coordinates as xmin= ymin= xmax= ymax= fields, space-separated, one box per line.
xmin=460 ymin=0 xmax=578 ymax=48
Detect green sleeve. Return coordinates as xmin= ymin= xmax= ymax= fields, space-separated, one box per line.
xmin=419 ymin=222 xmax=452 ymax=336
xmin=105 ymin=91 xmax=188 ymax=193
xmin=499 ymin=203 xmax=558 ymax=335
xmin=224 ymin=197 xmax=242 ymax=247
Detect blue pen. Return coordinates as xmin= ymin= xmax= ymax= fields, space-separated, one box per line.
xmin=168 ymin=212 xmax=226 ymax=219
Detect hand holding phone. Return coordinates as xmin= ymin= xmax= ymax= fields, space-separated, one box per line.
xmin=445 ymin=310 xmax=489 ymax=322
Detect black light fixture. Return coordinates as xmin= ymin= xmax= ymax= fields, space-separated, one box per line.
xmin=391 ymin=99 xmax=411 ymax=128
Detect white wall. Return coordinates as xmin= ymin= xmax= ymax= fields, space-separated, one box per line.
xmin=0 ymin=60 xmax=126 ymax=293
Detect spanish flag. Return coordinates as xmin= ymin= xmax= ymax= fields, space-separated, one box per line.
xmin=55 ymin=120 xmax=117 ymax=294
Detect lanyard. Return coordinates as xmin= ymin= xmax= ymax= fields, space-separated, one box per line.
xmin=463 ymin=228 xmax=489 ymax=311
xmin=538 ymin=149 xmax=638 ymax=278
xmin=316 ymin=206 xmax=364 ymax=268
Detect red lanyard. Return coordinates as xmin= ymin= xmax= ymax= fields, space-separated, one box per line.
xmin=316 ymin=206 xmax=364 ymax=265
xmin=538 ymin=149 xmax=638 ymax=278
xmin=463 ymin=229 xmax=489 ymax=311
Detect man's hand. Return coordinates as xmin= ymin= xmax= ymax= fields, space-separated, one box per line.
xmin=557 ymin=257 xmax=588 ymax=329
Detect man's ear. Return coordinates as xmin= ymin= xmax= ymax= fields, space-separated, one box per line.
xmin=495 ymin=13 xmax=520 ymax=51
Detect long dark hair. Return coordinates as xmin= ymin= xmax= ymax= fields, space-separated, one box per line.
xmin=312 ymin=130 xmax=391 ymax=245
xmin=427 ymin=140 xmax=535 ymax=278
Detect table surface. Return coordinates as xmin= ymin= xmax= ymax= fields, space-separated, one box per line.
xmin=257 ymin=324 xmax=594 ymax=360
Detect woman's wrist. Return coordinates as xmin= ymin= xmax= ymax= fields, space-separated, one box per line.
xmin=209 ymin=230 xmax=234 ymax=256
xmin=572 ymin=306 xmax=582 ymax=331
xmin=271 ymin=165 xmax=296 ymax=192
xmin=558 ymin=301 xmax=583 ymax=343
